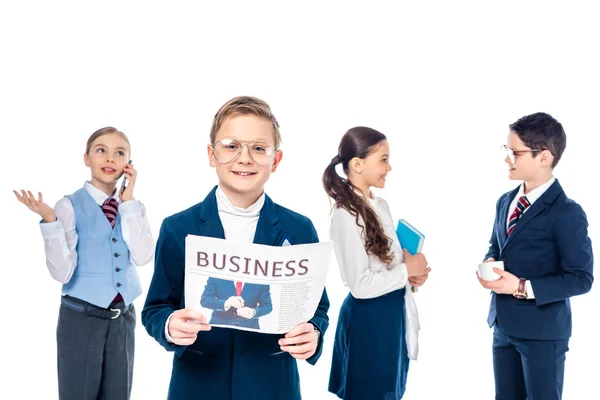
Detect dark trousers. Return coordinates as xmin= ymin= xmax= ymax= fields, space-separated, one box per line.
xmin=57 ymin=296 xmax=136 ymax=400
xmin=493 ymin=322 xmax=569 ymax=400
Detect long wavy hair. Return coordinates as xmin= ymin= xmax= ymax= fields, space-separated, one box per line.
xmin=322 ymin=127 xmax=393 ymax=264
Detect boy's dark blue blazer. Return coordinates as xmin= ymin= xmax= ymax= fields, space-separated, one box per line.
xmin=142 ymin=186 xmax=330 ymax=400
xmin=200 ymin=278 xmax=272 ymax=330
xmin=485 ymin=179 xmax=593 ymax=340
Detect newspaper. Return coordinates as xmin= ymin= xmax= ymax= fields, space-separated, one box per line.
xmin=184 ymin=234 xmax=332 ymax=334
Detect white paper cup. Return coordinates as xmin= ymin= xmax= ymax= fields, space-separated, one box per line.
xmin=478 ymin=260 xmax=505 ymax=281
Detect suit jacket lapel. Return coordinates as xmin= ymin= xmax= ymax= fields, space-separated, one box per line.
xmin=198 ymin=186 xmax=226 ymax=239
xmin=253 ymin=194 xmax=283 ymax=246
xmin=497 ymin=187 xmax=517 ymax=249
xmin=198 ymin=186 xmax=283 ymax=246
xmin=502 ymin=180 xmax=563 ymax=251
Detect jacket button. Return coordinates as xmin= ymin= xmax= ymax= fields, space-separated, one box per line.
xmin=112 ymin=238 xmax=117 ymax=243
xmin=114 ymin=252 xmax=120 ymax=257
xmin=115 ymin=267 xmax=121 ymax=272
xmin=116 ymin=282 xmax=122 ymax=288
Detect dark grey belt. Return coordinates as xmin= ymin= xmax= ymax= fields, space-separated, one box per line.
xmin=61 ymin=295 xmax=129 ymax=320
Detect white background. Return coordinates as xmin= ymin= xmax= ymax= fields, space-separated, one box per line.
xmin=1 ymin=1 xmax=598 ymax=399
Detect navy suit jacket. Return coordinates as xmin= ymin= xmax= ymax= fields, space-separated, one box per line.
xmin=141 ymin=186 xmax=330 ymax=400
xmin=485 ymin=179 xmax=593 ymax=340
xmin=200 ymin=278 xmax=272 ymax=330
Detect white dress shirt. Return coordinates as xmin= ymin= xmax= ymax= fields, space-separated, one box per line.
xmin=39 ymin=181 xmax=154 ymax=284
xmin=164 ymin=186 xmax=265 ymax=342
xmin=330 ymin=193 xmax=420 ymax=360
xmin=506 ymin=176 xmax=556 ymax=299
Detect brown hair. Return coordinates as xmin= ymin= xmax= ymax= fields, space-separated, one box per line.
xmin=85 ymin=127 xmax=131 ymax=155
xmin=323 ymin=127 xmax=394 ymax=264
xmin=210 ymin=96 xmax=281 ymax=149
xmin=510 ymin=112 xmax=566 ymax=168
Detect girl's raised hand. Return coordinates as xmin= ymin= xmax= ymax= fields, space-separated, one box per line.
xmin=13 ymin=190 xmax=56 ymax=222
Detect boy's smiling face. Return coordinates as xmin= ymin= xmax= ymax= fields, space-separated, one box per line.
xmin=505 ymin=131 xmax=552 ymax=182
xmin=208 ymin=114 xmax=282 ymax=207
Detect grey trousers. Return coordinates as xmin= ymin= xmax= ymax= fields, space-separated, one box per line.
xmin=56 ymin=298 xmax=136 ymax=400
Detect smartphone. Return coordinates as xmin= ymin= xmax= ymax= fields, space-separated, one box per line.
xmin=120 ymin=160 xmax=133 ymax=194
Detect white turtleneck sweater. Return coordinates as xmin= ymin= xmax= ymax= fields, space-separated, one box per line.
xmin=164 ymin=186 xmax=266 ymax=342
xmin=215 ymin=186 xmax=265 ymax=243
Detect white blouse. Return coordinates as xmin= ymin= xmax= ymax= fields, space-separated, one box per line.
xmin=330 ymin=194 xmax=420 ymax=360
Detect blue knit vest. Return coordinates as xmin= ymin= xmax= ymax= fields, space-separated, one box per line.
xmin=62 ymin=187 xmax=141 ymax=307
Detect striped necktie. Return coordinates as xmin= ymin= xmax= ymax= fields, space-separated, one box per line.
xmin=507 ymin=196 xmax=530 ymax=236
xmin=102 ymin=197 xmax=119 ymax=228
xmin=102 ymin=197 xmax=123 ymax=304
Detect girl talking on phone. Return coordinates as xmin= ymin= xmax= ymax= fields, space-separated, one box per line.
xmin=13 ymin=126 xmax=154 ymax=400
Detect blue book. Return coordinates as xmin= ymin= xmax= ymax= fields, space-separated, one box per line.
xmin=395 ymin=219 xmax=425 ymax=255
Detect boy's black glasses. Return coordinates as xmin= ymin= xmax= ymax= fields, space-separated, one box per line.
xmin=501 ymin=145 xmax=551 ymax=164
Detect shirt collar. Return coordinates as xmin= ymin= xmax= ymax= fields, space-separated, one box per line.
xmin=519 ymin=176 xmax=556 ymax=205
xmin=353 ymin=188 xmax=378 ymax=205
xmin=84 ymin=181 xmax=119 ymax=206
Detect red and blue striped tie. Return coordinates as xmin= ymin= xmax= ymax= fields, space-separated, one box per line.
xmin=102 ymin=197 xmax=123 ymax=304
xmin=507 ymin=196 xmax=530 ymax=236
xmin=102 ymin=197 xmax=119 ymax=228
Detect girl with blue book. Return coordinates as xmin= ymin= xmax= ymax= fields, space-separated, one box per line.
xmin=323 ymin=126 xmax=430 ymax=400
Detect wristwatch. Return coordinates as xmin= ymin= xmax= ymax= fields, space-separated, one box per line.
xmin=513 ymin=278 xmax=527 ymax=299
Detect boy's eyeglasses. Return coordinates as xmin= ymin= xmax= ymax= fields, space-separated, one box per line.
xmin=212 ymin=139 xmax=277 ymax=166
xmin=501 ymin=144 xmax=547 ymax=164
